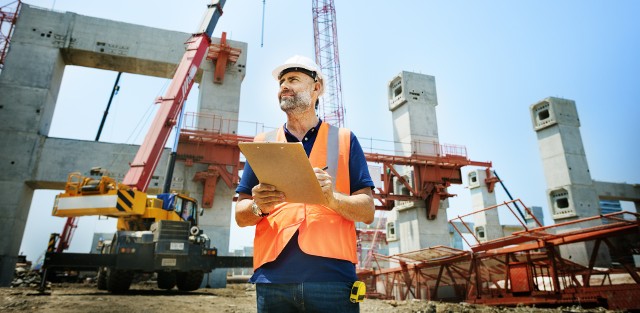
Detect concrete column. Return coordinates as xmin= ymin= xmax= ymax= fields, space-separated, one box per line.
xmin=174 ymin=40 xmax=247 ymax=288
xmin=468 ymin=170 xmax=503 ymax=242
xmin=196 ymin=37 xmax=247 ymax=122
xmin=385 ymin=71 xmax=449 ymax=257
xmin=531 ymin=97 xmax=609 ymax=266
xmin=526 ymin=206 xmax=544 ymax=228
xmin=388 ymin=71 xmax=439 ymax=155
xmin=0 ymin=5 xmax=68 ymax=286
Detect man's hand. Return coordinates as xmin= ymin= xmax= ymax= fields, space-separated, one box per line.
xmin=314 ymin=167 xmax=374 ymax=224
xmin=236 ymin=184 xmax=284 ymax=227
xmin=251 ymin=183 xmax=285 ymax=215
xmin=314 ymin=167 xmax=337 ymax=206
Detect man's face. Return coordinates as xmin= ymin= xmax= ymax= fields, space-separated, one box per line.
xmin=278 ymin=72 xmax=317 ymax=113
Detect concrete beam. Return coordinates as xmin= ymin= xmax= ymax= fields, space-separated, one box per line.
xmin=594 ymin=180 xmax=640 ymax=202
xmin=30 ymin=137 xmax=169 ymax=190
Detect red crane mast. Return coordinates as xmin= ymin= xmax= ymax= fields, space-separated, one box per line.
xmin=0 ymin=0 xmax=21 ymax=72
xmin=312 ymin=0 xmax=345 ymax=127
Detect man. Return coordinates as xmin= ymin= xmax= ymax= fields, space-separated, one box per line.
xmin=235 ymin=55 xmax=375 ymax=312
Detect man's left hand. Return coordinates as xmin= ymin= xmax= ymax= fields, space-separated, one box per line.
xmin=312 ymin=167 xmax=374 ymax=224
xmin=314 ymin=167 xmax=337 ymax=206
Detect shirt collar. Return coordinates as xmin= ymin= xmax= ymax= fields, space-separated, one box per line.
xmin=283 ymin=118 xmax=323 ymax=142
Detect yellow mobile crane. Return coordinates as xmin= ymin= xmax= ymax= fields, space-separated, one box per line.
xmin=53 ymin=170 xmax=197 ymax=231
xmin=40 ymin=0 xmax=251 ymax=293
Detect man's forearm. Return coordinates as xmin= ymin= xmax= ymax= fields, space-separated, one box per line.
xmin=329 ymin=188 xmax=375 ymax=224
xmin=236 ymin=188 xmax=375 ymax=226
xmin=235 ymin=194 xmax=263 ymax=227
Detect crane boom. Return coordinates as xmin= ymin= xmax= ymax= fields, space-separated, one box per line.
xmin=122 ymin=0 xmax=226 ymax=191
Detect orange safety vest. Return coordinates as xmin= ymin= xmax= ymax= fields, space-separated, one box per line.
xmin=252 ymin=122 xmax=357 ymax=270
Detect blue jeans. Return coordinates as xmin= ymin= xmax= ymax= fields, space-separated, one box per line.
xmin=256 ymin=282 xmax=359 ymax=313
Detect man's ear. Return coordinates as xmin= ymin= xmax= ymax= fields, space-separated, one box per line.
xmin=314 ymin=82 xmax=324 ymax=97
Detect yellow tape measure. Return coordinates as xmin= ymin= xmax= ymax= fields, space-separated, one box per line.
xmin=350 ymin=281 xmax=366 ymax=303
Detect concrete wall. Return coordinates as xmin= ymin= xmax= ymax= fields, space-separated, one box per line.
xmin=0 ymin=4 xmax=247 ymax=287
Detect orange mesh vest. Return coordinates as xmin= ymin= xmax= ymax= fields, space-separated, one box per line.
xmin=252 ymin=122 xmax=356 ymax=270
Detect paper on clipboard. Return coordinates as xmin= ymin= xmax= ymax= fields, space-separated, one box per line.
xmin=238 ymin=142 xmax=327 ymax=205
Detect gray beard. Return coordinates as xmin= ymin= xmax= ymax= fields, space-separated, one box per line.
xmin=280 ymin=90 xmax=312 ymax=114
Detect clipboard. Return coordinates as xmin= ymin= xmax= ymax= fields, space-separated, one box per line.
xmin=238 ymin=142 xmax=327 ymax=205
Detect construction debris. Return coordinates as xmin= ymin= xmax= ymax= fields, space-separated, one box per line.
xmin=11 ymin=257 xmax=41 ymax=288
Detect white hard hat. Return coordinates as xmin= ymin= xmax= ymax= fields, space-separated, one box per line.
xmin=272 ymin=55 xmax=323 ymax=82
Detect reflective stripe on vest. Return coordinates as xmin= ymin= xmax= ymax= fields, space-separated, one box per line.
xmin=251 ymin=122 xmax=355 ymax=269
xmin=257 ymin=125 xmax=342 ymax=188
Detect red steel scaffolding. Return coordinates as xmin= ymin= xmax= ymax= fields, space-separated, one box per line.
xmin=358 ymin=200 xmax=640 ymax=310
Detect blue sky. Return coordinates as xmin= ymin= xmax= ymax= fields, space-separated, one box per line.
xmin=16 ymin=0 xmax=640 ymax=260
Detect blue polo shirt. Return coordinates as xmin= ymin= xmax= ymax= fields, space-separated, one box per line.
xmin=236 ymin=119 xmax=374 ymax=283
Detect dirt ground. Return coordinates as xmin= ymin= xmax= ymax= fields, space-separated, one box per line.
xmin=0 ymin=282 xmax=627 ymax=313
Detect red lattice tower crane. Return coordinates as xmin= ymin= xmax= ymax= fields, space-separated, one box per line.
xmin=312 ymin=0 xmax=345 ymax=127
xmin=0 ymin=0 xmax=21 ymax=72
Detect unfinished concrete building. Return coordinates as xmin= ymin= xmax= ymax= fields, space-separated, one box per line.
xmin=0 ymin=4 xmax=247 ymax=287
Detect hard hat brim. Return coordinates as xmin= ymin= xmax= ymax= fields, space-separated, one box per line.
xmin=272 ymin=62 xmax=323 ymax=81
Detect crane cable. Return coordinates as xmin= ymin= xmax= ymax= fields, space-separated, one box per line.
xmin=260 ymin=0 xmax=266 ymax=47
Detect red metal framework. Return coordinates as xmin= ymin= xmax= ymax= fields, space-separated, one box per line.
xmin=177 ymin=112 xmax=491 ymax=220
xmin=176 ymin=113 xmax=255 ymax=208
xmin=365 ymin=143 xmax=492 ymax=219
xmin=312 ymin=0 xmax=345 ymax=127
xmin=0 ymin=0 xmax=20 ymax=71
xmin=357 ymin=201 xmax=640 ymax=310
xmin=207 ymin=31 xmax=242 ymax=84
xmin=359 ymin=246 xmax=472 ymax=300
xmin=358 ymin=217 xmax=387 ymax=269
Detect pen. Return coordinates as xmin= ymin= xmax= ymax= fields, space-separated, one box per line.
xmin=322 ymin=166 xmax=328 ymax=171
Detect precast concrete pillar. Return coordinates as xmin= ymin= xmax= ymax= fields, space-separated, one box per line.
xmin=385 ymin=71 xmax=449 ymax=257
xmin=0 ymin=4 xmax=69 ymax=286
xmin=531 ymin=97 xmax=609 ymax=266
xmin=526 ymin=206 xmax=545 ymax=228
xmin=182 ymin=47 xmax=246 ymax=288
xmin=468 ymin=169 xmax=503 ymax=242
